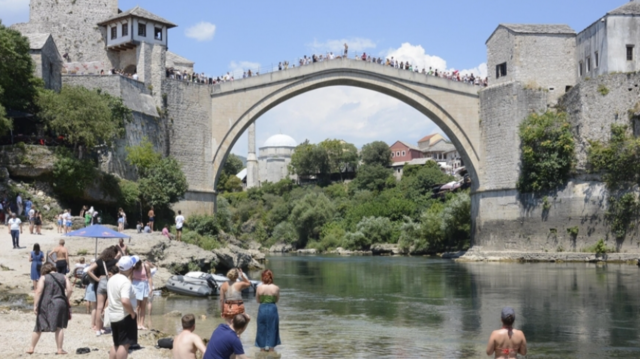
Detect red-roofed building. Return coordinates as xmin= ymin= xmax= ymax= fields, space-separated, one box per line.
xmin=389 ymin=141 xmax=423 ymax=163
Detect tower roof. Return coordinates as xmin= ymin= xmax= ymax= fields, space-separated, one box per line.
xmin=608 ymin=1 xmax=640 ymax=15
xmin=262 ymin=134 xmax=297 ymax=148
xmin=98 ymin=6 xmax=177 ymax=28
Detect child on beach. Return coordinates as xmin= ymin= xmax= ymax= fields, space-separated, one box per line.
xmin=173 ymin=314 xmax=206 ymax=359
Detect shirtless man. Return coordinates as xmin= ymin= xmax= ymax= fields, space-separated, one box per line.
xmin=173 ymin=314 xmax=206 ymax=359
xmin=117 ymin=238 xmax=128 ymax=257
xmin=486 ymin=307 xmax=527 ymax=358
xmin=49 ymin=239 xmax=69 ymax=274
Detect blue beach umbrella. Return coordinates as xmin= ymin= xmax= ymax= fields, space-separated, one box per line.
xmin=65 ymin=224 xmax=130 ymax=259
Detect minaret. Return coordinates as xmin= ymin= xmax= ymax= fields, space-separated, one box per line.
xmin=246 ymin=123 xmax=259 ymax=188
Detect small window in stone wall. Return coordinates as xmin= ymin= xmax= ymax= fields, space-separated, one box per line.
xmin=586 ymin=57 xmax=591 ymax=72
xmin=495 ymin=62 xmax=507 ymax=78
xmin=155 ymin=27 xmax=162 ymax=40
xmin=138 ymin=23 xmax=146 ymax=37
xmin=110 ymin=26 xmax=117 ymax=40
xmin=122 ymin=23 xmax=128 ymax=37
xmin=579 ymin=61 xmax=584 ymax=77
xmin=595 ymin=51 xmax=599 ymax=68
xmin=627 ymin=45 xmax=634 ymax=61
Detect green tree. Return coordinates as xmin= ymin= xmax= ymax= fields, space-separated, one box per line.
xmin=319 ymin=139 xmax=359 ymax=179
xmin=289 ymin=192 xmax=334 ymax=247
xmin=271 ymin=221 xmax=298 ymax=245
xmin=38 ymin=85 xmax=131 ymax=156
xmin=0 ymin=101 xmax=10 ymax=136
xmin=289 ymin=140 xmax=330 ymax=178
xmin=52 ymin=149 xmax=96 ymax=197
xmin=126 ymin=138 xmax=162 ymax=176
xmin=361 ymin=141 xmax=391 ymax=166
xmin=352 ymin=164 xmax=393 ymax=192
xmin=588 ymin=124 xmax=640 ymax=189
xmin=0 ymin=21 xmax=42 ymax=113
xmin=220 ymin=175 xmax=243 ymax=193
xmin=400 ymin=162 xmax=453 ymax=196
xmin=343 ymin=216 xmax=394 ymax=250
xmin=138 ymin=157 xmax=188 ymax=208
xmin=517 ymin=111 xmax=575 ymax=193
xmin=218 ymin=154 xmax=244 ymax=192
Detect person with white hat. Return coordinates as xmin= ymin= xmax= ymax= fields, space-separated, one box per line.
xmin=107 ymin=256 xmax=138 ymax=359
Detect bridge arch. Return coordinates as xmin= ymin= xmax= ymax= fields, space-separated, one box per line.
xmin=209 ymin=61 xmax=481 ymax=194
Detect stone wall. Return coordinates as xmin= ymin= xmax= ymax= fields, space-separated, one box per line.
xmin=560 ymin=73 xmax=640 ymax=172
xmin=478 ymin=82 xmax=547 ymax=191
xmin=12 ymin=0 xmax=119 ymax=68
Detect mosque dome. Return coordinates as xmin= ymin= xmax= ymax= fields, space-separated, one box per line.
xmin=262 ymin=134 xmax=297 ymax=148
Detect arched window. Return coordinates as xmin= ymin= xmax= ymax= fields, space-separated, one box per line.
xmin=401 ymin=151 xmax=406 ymax=156
xmin=396 ymin=151 xmax=400 ymax=156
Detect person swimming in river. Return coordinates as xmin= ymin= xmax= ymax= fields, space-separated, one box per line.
xmin=486 ymin=307 xmax=527 ymax=358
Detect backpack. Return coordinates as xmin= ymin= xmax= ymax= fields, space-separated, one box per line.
xmin=157 ymin=338 xmax=173 ymax=349
xmin=81 ymin=271 xmax=92 ymax=286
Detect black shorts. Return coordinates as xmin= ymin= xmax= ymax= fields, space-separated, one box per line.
xmin=56 ymin=260 xmax=67 ymax=274
xmin=111 ymin=315 xmax=138 ymax=348
xmin=176 ymin=227 xmax=182 ymax=232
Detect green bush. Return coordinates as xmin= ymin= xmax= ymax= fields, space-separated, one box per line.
xmin=588 ymin=124 xmax=640 ymax=189
xmin=289 ymin=192 xmax=334 ymax=247
xmin=270 ymin=221 xmax=298 ymax=245
xmin=517 ymin=111 xmax=575 ymax=193
xmin=52 ymin=149 xmax=96 ymax=198
xmin=351 ymin=164 xmax=393 ymax=192
xmin=138 ymin=156 xmax=188 ymax=209
xmin=343 ymin=216 xmax=393 ymax=250
xmin=606 ymin=193 xmax=638 ymax=239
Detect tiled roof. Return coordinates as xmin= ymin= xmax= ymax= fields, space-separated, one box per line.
xmin=98 ymin=6 xmax=177 ymax=28
xmin=396 ymin=141 xmax=421 ymax=152
xmin=418 ymin=134 xmax=436 ymax=143
xmin=499 ymin=24 xmax=576 ymax=34
xmin=608 ymin=1 xmax=640 ymax=15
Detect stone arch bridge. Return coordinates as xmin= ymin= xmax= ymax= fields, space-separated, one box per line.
xmin=164 ymin=59 xmax=482 ymax=214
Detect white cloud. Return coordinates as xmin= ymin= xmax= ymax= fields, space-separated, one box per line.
xmin=386 ymin=43 xmax=486 ymax=77
xmin=184 ymin=21 xmax=216 ymax=42
xmin=307 ymin=37 xmax=376 ymax=55
xmin=0 ymin=0 xmax=29 ymax=26
xmin=227 ymin=61 xmax=262 ymax=77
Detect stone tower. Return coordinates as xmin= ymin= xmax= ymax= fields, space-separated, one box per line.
xmin=246 ymin=123 xmax=259 ymax=188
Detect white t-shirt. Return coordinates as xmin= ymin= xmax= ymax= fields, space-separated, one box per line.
xmin=175 ymin=215 xmax=185 ymax=229
xmin=107 ymin=273 xmax=137 ymax=323
xmin=28 ymin=209 xmax=35 ymax=218
xmin=16 ymin=195 xmax=22 ymax=205
xmin=8 ymin=218 xmax=21 ymax=230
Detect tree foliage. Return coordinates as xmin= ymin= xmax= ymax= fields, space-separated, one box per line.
xmin=343 ymin=216 xmax=394 ymax=250
xmin=289 ymin=192 xmax=335 ymax=247
xmin=318 ymin=139 xmax=359 ymax=177
xmin=126 ymin=137 xmax=162 ymax=176
xmin=588 ymin=124 xmax=640 ymax=189
xmin=38 ymin=85 xmax=131 ymax=153
xmin=138 ymin=157 xmax=188 ymax=208
xmin=361 ymin=141 xmax=391 ymax=166
xmin=0 ymin=21 xmax=42 ymax=113
xmin=52 ymin=149 xmax=96 ymax=197
xmin=400 ymin=162 xmax=453 ymax=197
xmin=517 ymin=111 xmax=575 ymax=193
xmin=352 ymin=164 xmax=393 ymax=192
xmin=289 ymin=140 xmax=330 ymax=178
xmin=218 ymin=154 xmax=245 ymax=193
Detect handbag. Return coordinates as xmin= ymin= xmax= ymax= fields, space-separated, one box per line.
xmin=50 ymin=274 xmax=72 ymax=321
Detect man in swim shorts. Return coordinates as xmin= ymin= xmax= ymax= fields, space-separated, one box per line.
xmin=486 ymin=307 xmax=527 ymax=358
xmin=49 ymin=239 xmax=69 ymax=274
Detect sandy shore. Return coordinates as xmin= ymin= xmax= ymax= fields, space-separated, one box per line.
xmin=0 ymin=228 xmax=173 ymax=358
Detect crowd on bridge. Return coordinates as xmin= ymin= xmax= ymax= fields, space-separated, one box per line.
xmin=163 ymin=43 xmax=488 ymax=87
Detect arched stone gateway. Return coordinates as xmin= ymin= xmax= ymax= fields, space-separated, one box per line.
xmin=210 ymin=60 xmax=482 ymax=193
xmin=166 ymin=59 xmax=483 ymax=218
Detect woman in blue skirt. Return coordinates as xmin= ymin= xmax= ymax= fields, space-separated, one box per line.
xmin=29 ymin=243 xmax=44 ymax=290
xmin=255 ymin=269 xmax=281 ymax=353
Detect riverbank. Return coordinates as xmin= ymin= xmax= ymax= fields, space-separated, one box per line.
xmin=444 ymin=247 xmax=640 ymax=264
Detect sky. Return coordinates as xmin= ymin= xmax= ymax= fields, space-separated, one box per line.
xmin=0 ymin=0 xmax=624 ymax=157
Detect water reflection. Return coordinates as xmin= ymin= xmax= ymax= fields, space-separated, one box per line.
xmin=149 ymin=256 xmax=640 ymax=358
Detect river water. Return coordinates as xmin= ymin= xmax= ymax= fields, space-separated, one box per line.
xmin=150 ymin=255 xmax=640 ymax=358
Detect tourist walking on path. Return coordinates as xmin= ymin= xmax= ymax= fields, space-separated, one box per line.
xmin=25 ymin=197 xmax=32 ymax=218
xmin=486 ymin=307 xmax=527 ymax=358
xmin=28 ymin=206 xmax=35 ymax=234
xmin=219 ymin=268 xmax=251 ymax=324
xmin=108 ymin=256 xmax=138 ymax=359
xmin=175 ymin=210 xmax=185 ymax=242
xmin=27 ymin=262 xmax=72 ymax=355
xmin=48 ymin=239 xmax=69 ymax=274
xmin=87 ymin=246 xmax=119 ymax=336
xmin=147 ymin=206 xmax=155 ymax=232
xmin=8 ymin=212 xmax=22 ymax=249
xmin=16 ymin=193 xmax=23 ymax=216
xmin=203 ymin=314 xmax=249 ymax=359
xmin=132 ymin=257 xmax=153 ymax=330
xmin=117 ymin=207 xmax=126 ymax=232
xmin=35 ymin=210 xmax=42 ymax=234
xmin=29 ymin=243 xmax=45 ymax=290
xmin=172 ymin=314 xmax=207 ymax=359
xmin=255 ymin=269 xmax=281 ymax=353
xmin=83 ymin=261 xmax=98 ymax=329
